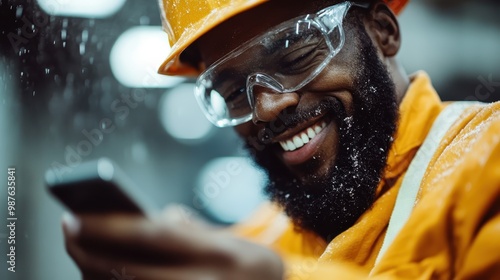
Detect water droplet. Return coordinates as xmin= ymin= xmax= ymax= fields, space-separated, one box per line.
xmin=45 ymin=68 xmax=50 ymax=74
xmin=61 ymin=29 xmax=67 ymax=40
xmin=62 ymin=19 xmax=68 ymax=28
xmin=81 ymin=30 xmax=88 ymax=42
xmin=62 ymin=41 xmax=66 ymax=48
xmin=15 ymin=5 xmax=23 ymax=18
xmin=79 ymin=43 xmax=85 ymax=55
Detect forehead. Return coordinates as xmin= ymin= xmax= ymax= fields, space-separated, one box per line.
xmin=196 ymin=0 xmax=338 ymax=68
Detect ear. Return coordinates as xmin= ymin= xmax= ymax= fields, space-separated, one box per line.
xmin=365 ymin=2 xmax=401 ymax=57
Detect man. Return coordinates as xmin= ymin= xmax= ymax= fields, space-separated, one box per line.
xmin=63 ymin=0 xmax=500 ymax=279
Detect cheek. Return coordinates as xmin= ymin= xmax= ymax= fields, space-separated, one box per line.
xmin=309 ymin=39 xmax=360 ymax=90
xmin=329 ymin=46 xmax=359 ymax=74
xmin=307 ymin=66 xmax=356 ymax=116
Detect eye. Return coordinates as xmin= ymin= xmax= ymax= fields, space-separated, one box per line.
xmin=212 ymin=74 xmax=248 ymax=109
xmin=280 ymin=45 xmax=316 ymax=72
xmin=264 ymin=23 xmax=328 ymax=75
xmin=271 ymin=31 xmax=324 ymax=75
xmin=224 ymin=87 xmax=252 ymax=117
xmin=278 ymin=43 xmax=320 ymax=74
xmin=225 ymin=87 xmax=246 ymax=104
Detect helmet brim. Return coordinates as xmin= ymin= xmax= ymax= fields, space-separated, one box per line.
xmin=158 ymin=0 xmax=409 ymax=76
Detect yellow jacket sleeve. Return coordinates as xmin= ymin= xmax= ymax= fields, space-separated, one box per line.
xmin=371 ymin=102 xmax=500 ymax=280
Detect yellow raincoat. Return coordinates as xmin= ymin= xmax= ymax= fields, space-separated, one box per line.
xmin=233 ymin=72 xmax=500 ymax=279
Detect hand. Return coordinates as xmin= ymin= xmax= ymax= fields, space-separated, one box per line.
xmin=62 ymin=211 xmax=284 ymax=280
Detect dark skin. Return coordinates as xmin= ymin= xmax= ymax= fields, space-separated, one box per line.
xmin=197 ymin=0 xmax=408 ymax=181
xmin=63 ymin=1 xmax=409 ymax=279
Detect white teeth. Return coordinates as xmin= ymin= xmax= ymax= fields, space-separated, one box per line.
xmin=314 ymin=126 xmax=322 ymax=134
xmin=307 ymin=128 xmax=316 ymax=139
xmin=293 ymin=136 xmax=304 ymax=149
xmin=280 ymin=142 xmax=288 ymax=151
xmin=300 ymin=133 xmax=309 ymax=144
xmin=279 ymin=121 xmax=328 ymax=152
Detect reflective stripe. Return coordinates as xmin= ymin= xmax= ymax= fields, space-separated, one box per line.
xmin=373 ymin=101 xmax=481 ymax=268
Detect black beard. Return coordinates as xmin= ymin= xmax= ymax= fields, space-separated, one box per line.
xmin=244 ymin=29 xmax=398 ymax=242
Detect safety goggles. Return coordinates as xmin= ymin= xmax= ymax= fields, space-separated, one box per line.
xmin=195 ymin=1 xmax=369 ymax=127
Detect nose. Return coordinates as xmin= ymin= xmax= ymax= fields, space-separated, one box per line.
xmin=250 ymin=85 xmax=300 ymax=124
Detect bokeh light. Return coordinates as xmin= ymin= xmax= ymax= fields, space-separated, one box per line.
xmin=159 ymin=83 xmax=214 ymax=143
xmin=110 ymin=26 xmax=184 ymax=88
xmin=37 ymin=0 xmax=126 ymax=18
xmin=195 ymin=157 xmax=266 ymax=224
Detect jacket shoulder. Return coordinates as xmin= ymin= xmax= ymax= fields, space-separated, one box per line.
xmin=420 ymin=101 xmax=500 ymax=195
xmin=373 ymin=101 xmax=500 ymax=278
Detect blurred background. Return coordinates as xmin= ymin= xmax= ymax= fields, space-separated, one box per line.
xmin=0 ymin=0 xmax=499 ymax=279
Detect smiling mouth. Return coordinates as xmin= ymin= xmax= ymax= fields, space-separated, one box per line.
xmin=279 ymin=121 xmax=327 ymax=152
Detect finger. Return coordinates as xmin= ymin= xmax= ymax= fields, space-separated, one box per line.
xmin=62 ymin=224 xmax=174 ymax=280
xmin=64 ymin=221 xmax=114 ymax=279
xmin=75 ymin=214 xmax=233 ymax=260
xmin=64 ymin=237 xmax=218 ymax=280
xmin=65 ymin=215 xmax=188 ymax=265
xmin=62 ymin=212 xmax=82 ymax=260
xmin=121 ymin=264 xmax=229 ymax=280
xmin=64 ymin=239 xmax=152 ymax=280
xmin=63 ymin=214 xmax=282 ymax=280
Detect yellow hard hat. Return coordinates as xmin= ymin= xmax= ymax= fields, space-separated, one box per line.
xmin=157 ymin=0 xmax=409 ymax=76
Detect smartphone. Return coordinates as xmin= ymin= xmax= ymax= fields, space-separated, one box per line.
xmin=45 ymin=158 xmax=156 ymax=218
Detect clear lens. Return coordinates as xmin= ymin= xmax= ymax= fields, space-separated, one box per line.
xmin=195 ymin=2 xmax=354 ymax=127
xmin=262 ymin=21 xmax=331 ymax=88
xmin=195 ymin=79 xmax=253 ymax=127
